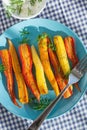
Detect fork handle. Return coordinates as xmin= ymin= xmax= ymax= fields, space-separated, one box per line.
xmin=28 ymin=83 xmax=69 ymax=130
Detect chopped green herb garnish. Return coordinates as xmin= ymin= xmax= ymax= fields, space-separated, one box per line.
xmin=30 ymin=0 xmax=36 ymax=6
xmin=5 ymin=0 xmax=24 ymax=16
xmin=29 ymin=97 xmax=51 ymax=110
xmin=38 ymin=33 xmax=56 ymax=51
xmin=0 ymin=64 xmax=5 ymax=72
xmin=37 ymin=33 xmax=48 ymax=42
xmin=21 ymin=37 xmax=30 ymax=43
xmin=48 ymin=43 xmax=56 ymax=51
xmin=20 ymin=28 xmax=30 ymax=37
xmin=48 ymin=35 xmax=56 ymax=51
xmin=20 ymin=28 xmax=30 ymax=43
xmin=64 ymin=72 xmax=70 ymax=79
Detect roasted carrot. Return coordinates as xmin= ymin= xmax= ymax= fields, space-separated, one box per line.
xmin=31 ymin=45 xmax=48 ymax=95
xmin=64 ymin=37 xmax=78 ymax=67
xmin=54 ymin=36 xmax=71 ymax=76
xmin=64 ymin=36 xmax=81 ymax=92
xmin=48 ymin=47 xmax=73 ymax=98
xmin=0 ymin=49 xmax=20 ymax=106
xmin=7 ymin=39 xmax=29 ymax=104
xmin=38 ymin=36 xmax=60 ymax=96
xmin=18 ymin=44 xmax=40 ymax=101
xmin=53 ymin=36 xmax=73 ymax=97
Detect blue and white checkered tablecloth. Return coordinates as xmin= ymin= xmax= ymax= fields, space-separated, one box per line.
xmin=0 ymin=0 xmax=87 ymax=130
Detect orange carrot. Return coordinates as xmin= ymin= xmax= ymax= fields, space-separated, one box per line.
xmin=7 ymin=39 xmax=29 ymax=104
xmin=38 ymin=36 xmax=60 ymax=96
xmin=64 ymin=37 xmax=81 ymax=92
xmin=48 ymin=47 xmax=73 ymax=98
xmin=64 ymin=37 xmax=78 ymax=67
xmin=18 ymin=44 xmax=40 ymax=101
xmin=0 ymin=49 xmax=20 ymax=107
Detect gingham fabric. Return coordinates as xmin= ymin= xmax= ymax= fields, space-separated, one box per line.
xmin=0 ymin=0 xmax=87 ymax=130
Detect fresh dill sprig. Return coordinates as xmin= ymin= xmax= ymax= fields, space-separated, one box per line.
xmin=5 ymin=0 xmax=24 ymax=16
xmin=20 ymin=28 xmax=30 ymax=37
xmin=48 ymin=43 xmax=56 ymax=51
xmin=20 ymin=28 xmax=30 ymax=43
xmin=37 ymin=33 xmax=48 ymax=42
xmin=48 ymin=35 xmax=56 ymax=51
xmin=38 ymin=33 xmax=56 ymax=51
xmin=0 ymin=64 xmax=5 ymax=72
xmin=30 ymin=0 xmax=36 ymax=6
xmin=29 ymin=97 xmax=51 ymax=110
xmin=21 ymin=37 xmax=30 ymax=44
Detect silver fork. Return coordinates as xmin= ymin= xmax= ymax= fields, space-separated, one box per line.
xmin=28 ymin=54 xmax=87 ymax=130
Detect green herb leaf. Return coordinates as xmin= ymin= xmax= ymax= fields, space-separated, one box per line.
xmin=21 ymin=37 xmax=30 ymax=44
xmin=37 ymin=33 xmax=48 ymax=42
xmin=37 ymin=33 xmax=56 ymax=51
xmin=0 ymin=64 xmax=5 ymax=72
xmin=29 ymin=97 xmax=51 ymax=110
xmin=20 ymin=28 xmax=30 ymax=44
xmin=5 ymin=0 xmax=24 ymax=16
xmin=20 ymin=28 xmax=30 ymax=37
xmin=30 ymin=0 xmax=36 ymax=6
xmin=48 ymin=43 xmax=56 ymax=51
xmin=48 ymin=34 xmax=56 ymax=51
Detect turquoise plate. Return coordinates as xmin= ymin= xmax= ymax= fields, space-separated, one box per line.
xmin=0 ymin=18 xmax=87 ymax=120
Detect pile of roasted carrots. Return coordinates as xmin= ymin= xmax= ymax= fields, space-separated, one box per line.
xmin=0 ymin=33 xmax=80 ymax=107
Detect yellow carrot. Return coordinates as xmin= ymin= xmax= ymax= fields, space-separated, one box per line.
xmin=7 ymin=38 xmax=29 ymax=104
xmin=54 ymin=36 xmax=73 ymax=94
xmin=48 ymin=48 xmax=73 ymax=98
xmin=31 ymin=45 xmax=48 ymax=95
xmin=38 ymin=36 xmax=60 ymax=96
xmin=54 ymin=36 xmax=70 ymax=76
